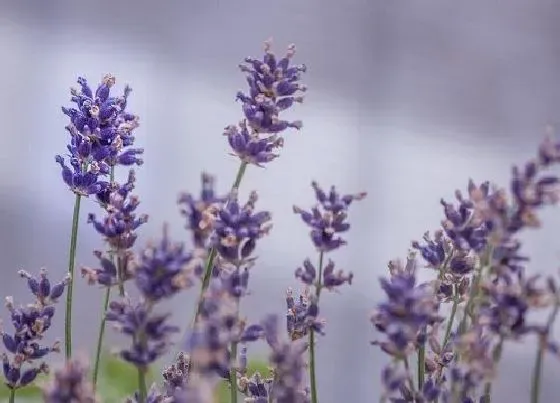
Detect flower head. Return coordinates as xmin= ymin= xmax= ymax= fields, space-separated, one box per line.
xmin=105 ymin=298 xmax=180 ymax=369
xmin=209 ymin=191 xmax=272 ymax=266
xmin=178 ymin=173 xmax=227 ymax=249
xmin=236 ymin=40 xmax=306 ymax=135
xmin=293 ymin=181 xmax=366 ymax=253
xmin=226 ymin=40 xmax=307 ymax=166
xmin=261 ymin=315 xmax=309 ymax=403
xmin=135 ymin=225 xmax=201 ymax=302
xmin=57 ymin=75 xmax=143 ymax=197
xmin=42 ymin=357 xmax=97 ymax=403
xmin=87 ymin=169 xmax=149 ymax=246
xmin=1 ymin=269 xmax=68 ymax=390
xmin=372 ymin=257 xmax=442 ymax=357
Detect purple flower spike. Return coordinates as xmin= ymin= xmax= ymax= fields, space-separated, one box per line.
xmin=371 ymin=257 xmax=442 ymax=357
xmin=42 ymin=357 xmax=97 ymax=403
xmin=105 ymin=299 xmax=180 ymax=369
xmin=261 ymin=315 xmax=309 ymax=403
xmin=178 ymin=172 xmax=227 ymax=249
xmin=1 ymin=269 xmax=68 ymax=389
xmin=237 ymin=40 xmax=306 ymax=135
xmin=87 ymin=170 xmax=148 ymax=248
xmin=225 ymin=40 xmax=307 ymax=166
xmin=293 ymin=181 xmax=366 ymax=253
xmin=58 ymin=75 xmax=142 ymax=198
xmin=135 ymin=225 xmax=201 ymax=302
xmin=286 ymin=288 xmax=324 ymax=341
xmin=209 ymin=190 xmax=272 ymax=266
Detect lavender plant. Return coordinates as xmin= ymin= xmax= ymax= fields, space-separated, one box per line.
xmin=3 ymin=37 xmax=560 ymax=403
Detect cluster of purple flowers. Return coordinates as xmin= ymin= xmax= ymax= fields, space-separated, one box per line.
xmin=372 ymin=135 xmax=560 ymax=402
xmin=2 ymin=269 xmax=69 ymax=390
xmin=225 ymin=40 xmax=306 ymax=166
xmin=56 ymin=74 xmax=142 ymax=198
xmin=7 ymin=33 xmax=560 ymax=403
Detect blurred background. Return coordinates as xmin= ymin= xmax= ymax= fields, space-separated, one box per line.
xmin=1 ymin=0 xmax=560 ymax=401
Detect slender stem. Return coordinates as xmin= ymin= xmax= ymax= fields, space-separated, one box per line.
xmin=531 ymin=298 xmax=560 ymax=403
xmin=91 ymin=166 xmax=117 ymax=389
xmin=457 ymin=246 xmax=493 ymax=338
xmin=443 ymin=286 xmax=459 ymax=347
xmin=192 ymin=161 xmax=248 ymax=325
xmin=91 ymin=286 xmax=112 ymax=389
xmin=309 ymin=251 xmax=325 ymax=403
xmin=482 ymin=337 xmax=504 ymax=400
xmin=117 ymin=254 xmax=126 ymax=297
xmin=65 ymin=192 xmax=82 ymax=359
xmin=136 ymin=302 xmax=154 ymax=403
xmin=417 ymin=344 xmax=425 ymax=389
xmin=9 ymin=388 xmax=15 ymax=403
xmin=230 ymin=340 xmax=239 ymax=403
xmin=137 ymin=368 xmax=147 ymax=403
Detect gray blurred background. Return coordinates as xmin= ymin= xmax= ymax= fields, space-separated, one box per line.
xmin=1 ymin=0 xmax=560 ymax=402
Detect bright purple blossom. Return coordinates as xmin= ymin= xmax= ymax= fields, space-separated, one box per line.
xmin=56 ymin=75 xmax=143 ymax=197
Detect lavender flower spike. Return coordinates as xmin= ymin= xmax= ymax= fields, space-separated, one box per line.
xmin=42 ymin=357 xmax=97 ymax=403
xmin=177 ymin=172 xmax=227 ymax=249
xmin=225 ymin=40 xmax=307 ymax=166
xmin=262 ymin=315 xmax=309 ymax=403
xmin=209 ymin=190 xmax=272 ymax=266
xmin=135 ymin=224 xmax=202 ymax=302
xmin=293 ymin=181 xmax=366 ymax=252
xmin=237 ymin=39 xmax=306 ymax=134
xmin=1 ymin=269 xmax=69 ymax=391
xmin=57 ymin=75 xmax=142 ymax=198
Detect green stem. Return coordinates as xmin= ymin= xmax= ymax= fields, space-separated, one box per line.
xmin=309 ymin=251 xmax=325 ymax=403
xmin=117 ymin=254 xmax=126 ymax=297
xmin=530 ymin=298 xmax=560 ymax=403
xmin=443 ymin=286 xmax=459 ymax=347
xmin=9 ymin=388 xmax=15 ymax=403
xmin=65 ymin=192 xmax=82 ymax=359
xmin=137 ymin=368 xmax=147 ymax=403
xmin=230 ymin=340 xmax=239 ymax=403
xmin=91 ymin=166 xmax=117 ymax=389
xmin=91 ymin=286 xmax=111 ymax=389
xmin=417 ymin=344 xmax=425 ymax=389
xmin=483 ymin=337 xmax=504 ymax=401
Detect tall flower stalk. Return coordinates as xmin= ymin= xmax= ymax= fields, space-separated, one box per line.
xmin=57 ymin=74 xmax=142 ymax=359
xmin=293 ymin=181 xmax=366 ymax=403
xmin=188 ymin=38 xmax=306 ymax=330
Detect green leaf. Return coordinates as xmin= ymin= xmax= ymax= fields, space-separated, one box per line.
xmin=214 ymin=359 xmax=269 ymax=403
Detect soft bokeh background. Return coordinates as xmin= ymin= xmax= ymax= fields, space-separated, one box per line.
xmin=2 ymin=1 xmax=560 ymax=402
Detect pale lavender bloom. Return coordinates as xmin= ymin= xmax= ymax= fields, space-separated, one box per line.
xmin=105 ymin=299 xmax=179 ymax=369
xmin=236 ymin=40 xmax=306 ymax=134
xmin=261 ymin=315 xmax=309 ymax=403
xmin=286 ymin=288 xmax=323 ymax=341
xmin=135 ymin=225 xmax=200 ymax=302
xmin=372 ymin=257 xmax=442 ymax=357
xmin=293 ymin=181 xmax=366 ymax=253
xmin=178 ymin=173 xmax=227 ymax=249
xmin=42 ymin=357 xmax=97 ymax=403
xmin=225 ymin=40 xmax=306 ymax=165
xmin=209 ymin=191 xmax=272 ymax=266
xmin=1 ymin=269 xmax=69 ymax=390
